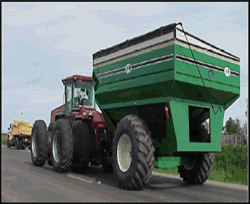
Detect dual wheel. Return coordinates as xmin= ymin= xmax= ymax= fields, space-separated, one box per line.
xmin=31 ymin=119 xmax=92 ymax=173
xmin=31 ymin=119 xmax=73 ymax=172
xmin=14 ymin=137 xmax=25 ymax=149
xmin=7 ymin=138 xmax=24 ymax=149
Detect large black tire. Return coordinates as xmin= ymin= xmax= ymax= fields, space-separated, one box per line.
xmin=178 ymin=152 xmax=214 ymax=184
xmin=7 ymin=140 xmax=11 ymax=148
xmin=71 ymin=120 xmax=93 ymax=172
xmin=31 ymin=120 xmax=48 ymax=166
xmin=51 ymin=119 xmax=73 ymax=173
xmin=21 ymin=141 xmax=25 ymax=150
xmin=178 ymin=123 xmax=214 ymax=185
xmin=112 ymin=115 xmax=155 ymax=190
xmin=47 ymin=122 xmax=55 ymax=166
xmin=15 ymin=137 xmax=19 ymax=149
xmin=15 ymin=137 xmax=22 ymax=149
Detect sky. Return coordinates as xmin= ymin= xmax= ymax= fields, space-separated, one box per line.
xmin=2 ymin=2 xmax=248 ymax=133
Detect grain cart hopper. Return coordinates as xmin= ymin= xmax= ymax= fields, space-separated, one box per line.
xmin=7 ymin=120 xmax=32 ymax=149
xmin=30 ymin=75 xmax=112 ymax=173
xmin=92 ymin=22 xmax=240 ymax=190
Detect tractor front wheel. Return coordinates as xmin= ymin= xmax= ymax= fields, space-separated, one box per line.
xmin=51 ymin=119 xmax=73 ymax=173
xmin=31 ymin=120 xmax=48 ymax=166
xmin=112 ymin=115 xmax=155 ymax=190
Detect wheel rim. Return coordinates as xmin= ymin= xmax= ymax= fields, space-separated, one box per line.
xmin=52 ymin=131 xmax=60 ymax=163
xmin=117 ymin=134 xmax=132 ymax=172
xmin=32 ymin=131 xmax=37 ymax=157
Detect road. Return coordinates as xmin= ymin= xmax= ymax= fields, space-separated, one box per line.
xmin=2 ymin=146 xmax=248 ymax=202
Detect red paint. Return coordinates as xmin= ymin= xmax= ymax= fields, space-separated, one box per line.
xmin=51 ymin=104 xmax=66 ymax=123
xmin=50 ymin=75 xmax=111 ymax=151
xmin=65 ymin=75 xmax=92 ymax=82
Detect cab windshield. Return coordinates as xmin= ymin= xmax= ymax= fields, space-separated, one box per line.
xmin=73 ymin=84 xmax=95 ymax=109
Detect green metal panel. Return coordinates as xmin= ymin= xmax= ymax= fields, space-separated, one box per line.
xmin=153 ymin=156 xmax=182 ymax=169
xmin=175 ymin=44 xmax=240 ymax=73
xmin=95 ymin=70 xmax=175 ymax=104
xmin=175 ymin=61 xmax=240 ymax=90
xmin=95 ymin=44 xmax=175 ymax=74
xmin=170 ymin=101 xmax=189 ymax=150
xmin=92 ymin=24 xmax=240 ymax=155
xmin=167 ymin=99 xmax=224 ymax=152
xmin=99 ymin=60 xmax=174 ymax=86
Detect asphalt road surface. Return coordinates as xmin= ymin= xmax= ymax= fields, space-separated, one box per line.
xmin=2 ymin=146 xmax=248 ymax=202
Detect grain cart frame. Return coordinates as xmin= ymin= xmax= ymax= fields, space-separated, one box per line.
xmin=92 ymin=22 xmax=240 ymax=190
xmin=30 ymin=75 xmax=112 ymax=173
xmin=7 ymin=120 xmax=32 ymax=149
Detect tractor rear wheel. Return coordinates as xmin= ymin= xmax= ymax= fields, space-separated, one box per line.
xmin=71 ymin=120 xmax=93 ymax=172
xmin=51 ymin=119 xmax=73 ymax=173
xmin=47 ymin=122 xmax=55 ymax=166
xmin=31 ymin=120 xmax=48 ymax=166
xmin=112 ymin=115 xmax=155 ymax=190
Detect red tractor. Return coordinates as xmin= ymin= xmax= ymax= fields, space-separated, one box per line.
xmin=30 ymin=75 xmax=113 ymax=173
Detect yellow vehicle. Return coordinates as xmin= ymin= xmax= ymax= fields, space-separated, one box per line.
xmin=7 ymin=120 xmax=32 ymax=149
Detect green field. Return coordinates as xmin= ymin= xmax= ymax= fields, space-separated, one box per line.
xmin=2 ymin=133 xmax=248 ymax=185
xmin=2 ymin=133 xmax=8 ymax=145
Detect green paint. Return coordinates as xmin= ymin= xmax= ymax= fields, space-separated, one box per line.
xmin=154 ymin=156 xmax=182 ymax=169
xmin=92 ymin=29 xmax=240 ymax=155
xmin=175 ymin=44 xmax=240 ymax=73
xmin=95 ymin=44 xmax=175 ymax=74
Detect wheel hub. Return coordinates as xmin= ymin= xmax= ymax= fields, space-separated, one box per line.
xmin=183 ymin=155 xmax=197 ymax=170
xmin=52 ymin=131 xmax=60 ymax=163
xmin=117 ymin=134 xmax=132 ymax=172
xmin=32 ymin=131 xmax=37 ymax=157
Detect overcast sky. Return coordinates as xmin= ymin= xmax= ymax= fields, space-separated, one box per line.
xmin=2 ymin=2 xmax=248 ymax=133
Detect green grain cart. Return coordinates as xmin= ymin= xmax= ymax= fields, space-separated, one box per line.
xmin=92 ymin=22 xmax=240 ymax=190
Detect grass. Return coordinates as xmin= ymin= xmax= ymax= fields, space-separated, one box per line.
xmin=2 ymin=133 xmax=8 ymax=146
xmin=152 ymin=166 xmax=248 ymax=186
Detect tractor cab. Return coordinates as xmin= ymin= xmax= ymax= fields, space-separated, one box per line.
xmin=62 ymin=75 xmax=95 ymax=115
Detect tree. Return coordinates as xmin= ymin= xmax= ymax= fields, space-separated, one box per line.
xmin=223 ymin=117 xmax=241 ymax=135
xmin=245 ymin=99 xmax=248 ymax=118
